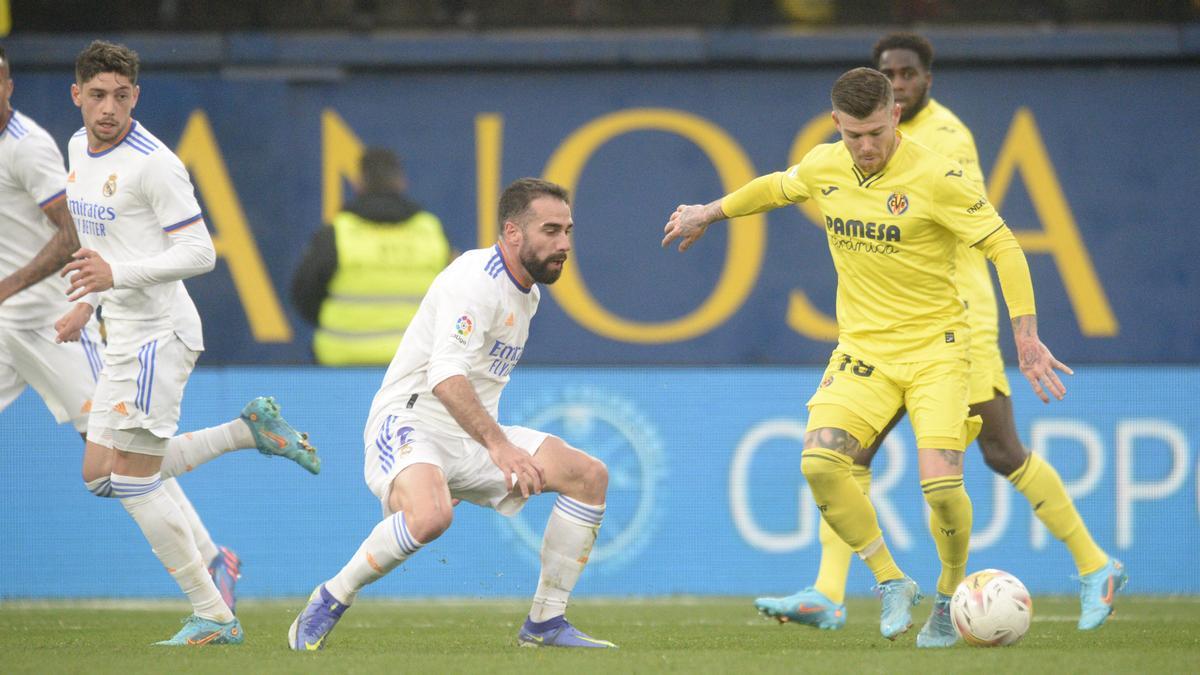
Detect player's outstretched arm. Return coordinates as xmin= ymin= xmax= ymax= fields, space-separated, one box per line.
xmin=976 ymin=226 xmax=1073 ymax=403
xmin=0 ymin=198 xmax=80 ymax=305
xmin=662 ymin=200 xmax=725 ymax=252
xmin=663 ymin=170 xmax=802 ymax=252
xmin=432 ymin=375 xmax=545 ymax=497
xmin=1012 ymin=314 xmax=1072 ymax=404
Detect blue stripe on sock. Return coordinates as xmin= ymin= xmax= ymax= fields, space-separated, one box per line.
xmin=110 ymin=479 xmax=162 ymax=498
xmin=391 ymin=513 xmax=420 ymax=556
xmin=558 ymin=495 xmax=605 ymax=516
xmin=554 ymin=497 xmax=604 ymax=525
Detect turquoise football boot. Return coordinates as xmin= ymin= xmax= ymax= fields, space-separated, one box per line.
xmin=754 ymin=587 xmax=846 ymax=629
xmin=155 ymin=615 xmax=244 ymax=646
xmin=1078 ymin=558 xmax=1128 ymax=630
xmin=240 ymin=396 xmax=320 ymax=474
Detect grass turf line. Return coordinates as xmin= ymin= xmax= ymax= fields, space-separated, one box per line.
xmin=1 ymin=596 xmax=1197 ymax=674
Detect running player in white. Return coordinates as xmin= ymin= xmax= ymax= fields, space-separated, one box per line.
xmin=289 ymin=178 xmax=615 ymax=651
xmin=52 ymin=40 xmax=319 ymax=645
xmin=0 ymin=44 xmax=319 ymax=616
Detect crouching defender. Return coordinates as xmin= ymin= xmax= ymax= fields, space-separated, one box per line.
xmin=290 ymin=178 xmax=615 ymax=651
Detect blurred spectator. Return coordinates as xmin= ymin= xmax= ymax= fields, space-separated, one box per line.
xmin=291 ymin=148 xmax=450 ymax=366
xmin=6 ymin=0 xmax=1194 ymax=31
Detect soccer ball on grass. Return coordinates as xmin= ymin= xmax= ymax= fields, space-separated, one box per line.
xmin=950 ymin=568 xmax=1033 ymax=646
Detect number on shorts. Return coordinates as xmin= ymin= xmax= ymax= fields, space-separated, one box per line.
xmin=837 ymin=355 xmax=875 ymax=378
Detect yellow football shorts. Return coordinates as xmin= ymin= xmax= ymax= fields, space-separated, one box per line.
xmin=967 ymin=330 xmax=1012 ymax=405
xmin=806 ymin=350 xmax=981 ymax=451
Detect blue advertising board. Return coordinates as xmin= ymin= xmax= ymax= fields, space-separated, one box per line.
xmin=1 ymin=366 xmax=1196 ymax=598
xmin=9 ymin=64 xmax=1200 ymax=364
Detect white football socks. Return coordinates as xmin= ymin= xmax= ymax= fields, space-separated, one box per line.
xmin=111 ymin=472 xmax=233 ymax=623
xmin=160 ymin=477 xmax=220 ymax=564
xmin=159 ymin=420 xmax=255 ymax=479
xmin=529 ymin=496 xmax=605 ymax=622
xmin=325 ymin=512 xmax=424 ymax=606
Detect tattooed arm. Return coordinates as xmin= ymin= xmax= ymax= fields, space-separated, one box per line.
xmin=1011 ymin=314 xmax=1072 ymax=403
xmin=975 ymin=226 xmax=1073 ymax=403
xmin=0 ymin=198 xmax=80 ymax=305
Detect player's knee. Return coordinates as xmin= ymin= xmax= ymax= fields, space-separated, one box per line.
xmin=405 ymin=504 xmax=453 ymax=543
xmin=921 ymin=478 xmax=968 ymax=515
xmin=83 ymin=474 xmax=114 ymax=498
xmin=801 ymin=449 xmax=849 ymax=486
xmin=580 ymin=455 xmax=608 ymax=495
xmin=978 ymin=432 xmax=1027 ymax=476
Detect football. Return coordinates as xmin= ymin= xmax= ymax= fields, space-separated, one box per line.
xmin=950 ymin=569 xmax=1033 ymax=647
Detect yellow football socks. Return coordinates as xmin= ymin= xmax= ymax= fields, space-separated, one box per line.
xmin=921 ymin=475 xmax=972 ymax=596
xmin=1008 ymin=453 xmax=1108 ymax=576
xmin=802 ymin=449 xmax=901 ymax=584
xmin=813 ymin=465 xmax=871 ymax=605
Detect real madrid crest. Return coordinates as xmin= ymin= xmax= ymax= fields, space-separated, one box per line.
xmin=102 ymin=173 xmax=118 ymax=198
xmin=886 ymin=192 xmax=908 ymax=215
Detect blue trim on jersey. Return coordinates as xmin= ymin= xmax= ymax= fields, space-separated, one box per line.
xmin=2 ymin=112 xmax=27 ymax=139
xmin=72 ymin=127 xmax=87 ymax=138
xmin=80 ymin=330 xmax=102 ymax=382
xmin=491 ymin=244 xmax=532 ymax=294
xmin=129 ymin=129 xmax=158 ymax=149
xmin=37 ymin=189 xmax=67 ymax=208
xmin=163 ymin=213 xmax=203 ymax=232
xmin=124 ymin=133 xmax=155 ymax=155
xmin=86 ymin=120 xmax=140 ymax=158
xmin=484 ymin=249 xmax=504 ymax=278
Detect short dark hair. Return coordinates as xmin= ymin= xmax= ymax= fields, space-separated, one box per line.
xmin=360 ymin=147 xmax=405 ymax=194
xmin=75 ymin=40 xmax=140 ymax=85
xmin=872 ymin=33 xmax=934 ymax=71
xmin=498 ymin=178 xmax=570 ymax=226
xmin=831 ymin=67 xmax=893 ymax=119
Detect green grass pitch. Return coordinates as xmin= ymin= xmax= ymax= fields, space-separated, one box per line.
xmin=1 ymin=596 xmax=1197 ymax=674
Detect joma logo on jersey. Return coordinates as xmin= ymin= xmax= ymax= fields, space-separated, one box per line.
xmin=825 ymin=215 xmax=901 ymax=242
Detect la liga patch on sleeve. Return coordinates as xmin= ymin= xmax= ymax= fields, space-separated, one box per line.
xmin=452 ymin=314 xmax=474 ymax=346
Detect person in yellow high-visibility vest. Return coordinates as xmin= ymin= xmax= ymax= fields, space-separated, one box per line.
xmin=291 ymin=148 xmax=451 ymax=365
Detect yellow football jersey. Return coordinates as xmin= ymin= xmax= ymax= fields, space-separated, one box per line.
xmin=900 ymin=99 xmax=999 ymax=347
xmin=723 ymin=133 xmax=1006 ymax=364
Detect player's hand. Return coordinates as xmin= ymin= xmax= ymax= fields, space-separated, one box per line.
xmin=61 ymin=248 xmax=114 ymax=301
xmin=54 ymin=303 xmax=94 ymax=343
xmin=487 ymin=441 xmax=545 ymax=499
xmin=662 ymin=203 xmax=714 ymax=252
xmin=1013 ymin=316 xmax=1073 ymax=403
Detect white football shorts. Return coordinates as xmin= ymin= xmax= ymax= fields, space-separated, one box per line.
xmin=0 ymin=323 xmax=103 ymax=433
xmin=86 ymin=330 xmax=198 ymax=454
xmin=364 ymin=411 xmax=549 ymax=518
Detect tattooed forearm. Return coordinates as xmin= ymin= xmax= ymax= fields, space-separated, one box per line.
xmin=0 ymin=201 xmax=79 ymax=303
xmin=805 ymin=427 xmax=864 ymax=459
xmin=1012 ymin=314 xmax=1037 ymax=339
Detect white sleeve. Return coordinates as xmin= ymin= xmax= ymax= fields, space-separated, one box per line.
xmin=110 ymin=149 xmax=215 ymax=287
xmin=141 ymin=149 xmax=204 ymax=235
xmin=13 ymin=132 xmax=68 ymax=207
xmin=110 ymin=220 xmax=216 ymax=288
xmin=426 ymin=272 xmax=498 ymax=390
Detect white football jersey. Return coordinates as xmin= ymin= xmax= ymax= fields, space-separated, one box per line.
xmin=66 ymin=120 xmax=206 ymax=351
xmin=367 ymin=245 xmax=541 ymax=439
xmin=0 ymin=110 xmax=71 ymax=328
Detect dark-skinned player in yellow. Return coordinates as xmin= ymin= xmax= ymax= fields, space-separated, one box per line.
xmin=663 ymin=67 xmax=1072 ymax=644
